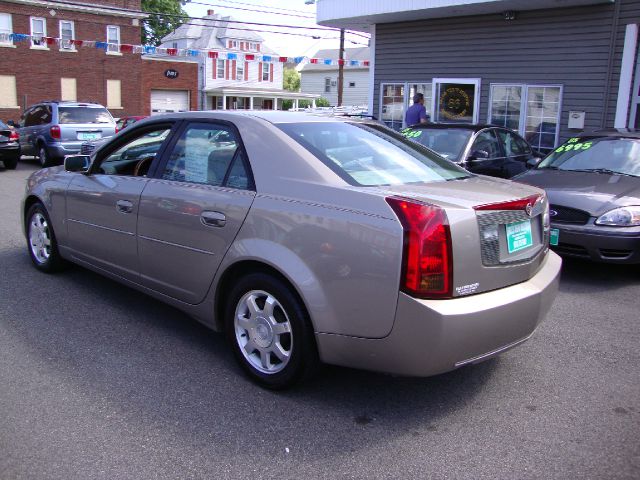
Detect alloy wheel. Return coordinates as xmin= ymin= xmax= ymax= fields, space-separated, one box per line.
xmin=29 ymin=212 xmax=51 ymax=264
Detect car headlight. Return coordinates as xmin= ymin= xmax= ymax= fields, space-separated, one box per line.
xmin=595 ymin=206 xmax=640 ymax=226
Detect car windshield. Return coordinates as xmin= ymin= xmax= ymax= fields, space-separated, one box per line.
xmin=538 ymin=136 xmax=640 ymax=177
xmin=58 ymin=107 xmax=113 ymax=124
xmin=401 ymin=127 xmax=473 ymax=161
xmin=277 ymin=122 xmax=470 ymax=186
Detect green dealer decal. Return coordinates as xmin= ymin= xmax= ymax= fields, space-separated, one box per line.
xmin=401 ymin=128 xmax=423 ymax=139
xmin=554 ymin=140 xmax=593 ymax=153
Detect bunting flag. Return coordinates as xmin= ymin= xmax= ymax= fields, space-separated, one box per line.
xmin=0 ymin=32 xmax=371 ymax=66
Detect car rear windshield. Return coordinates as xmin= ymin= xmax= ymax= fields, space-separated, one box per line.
xmin=538 ymin=136 xmax=640 ymax=177
xmin=277 ymin=122 xmax=470 ymax=186
xmin=58 ymin=107 xmax=113 ymax=124
xmin=402 ymin=127 xmax=473 ymax=161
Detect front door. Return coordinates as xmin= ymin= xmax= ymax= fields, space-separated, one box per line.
xmin=65 ymin=123 xmax=175 ymax=281
xmin=137 ymin=121 xmax=255 ymax=304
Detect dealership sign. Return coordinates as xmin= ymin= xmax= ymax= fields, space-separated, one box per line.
xmin=164 ymin=69 xmax=179 ymax=79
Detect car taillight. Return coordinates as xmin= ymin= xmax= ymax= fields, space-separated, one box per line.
xmin=9 ymin=130 xmax=19 ymax=140
xmin=473 ymin=194 xmax=542 ymax=211
xmin=50 ymin=125 xmax=61 ymax=139
xmin=386 ymin=197 xmax=453 ymax=299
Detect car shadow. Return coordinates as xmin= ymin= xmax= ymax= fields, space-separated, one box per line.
xmin=2 ymin=247 xmax=500 ymax=460
xmin=558 ymin=256 xmax=639 ymax=293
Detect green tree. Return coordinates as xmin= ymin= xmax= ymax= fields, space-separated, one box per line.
xmin=316 ymin=97 xmax=330 ymax=107
xmin=142 ymin=0 xmax=188 ymax=46
xmin=283 ymin=68 xmax=301 ymax=92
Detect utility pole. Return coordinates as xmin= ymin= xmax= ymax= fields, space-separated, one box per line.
xmin=337 ymin=28 xmax=344 ymax=107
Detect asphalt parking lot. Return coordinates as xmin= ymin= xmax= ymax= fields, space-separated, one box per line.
xmin=1 ymin=161 xmax=639 ymax=480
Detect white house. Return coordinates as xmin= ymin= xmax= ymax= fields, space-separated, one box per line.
xmin=160 ymin=10 xmax=318 ymax=110
xmin=300 ymin=47 xmax=370 ymax=107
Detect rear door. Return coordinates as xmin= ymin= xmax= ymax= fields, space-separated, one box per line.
xmin=495 ymin=128 xmax=534 ymax=178
xmin=137 ymin=120 xmax=255 ymax=304
xmin=65 ymin=122 xmax=176 ymax=281
xmin=465 ymin=128 xmax=507 ymax=177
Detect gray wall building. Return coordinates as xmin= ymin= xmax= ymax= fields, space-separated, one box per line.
xmin=317 ymin=0 xmax=640 ymax=154
xmin=299 ymin=47 xmax=370 ymax=107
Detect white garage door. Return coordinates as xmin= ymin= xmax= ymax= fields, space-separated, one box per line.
xmin=150 ymin=90 xmax=189 ymax=115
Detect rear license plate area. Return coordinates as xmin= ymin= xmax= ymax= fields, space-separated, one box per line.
xmin=506 ymin=219 xmax=533 ymax=253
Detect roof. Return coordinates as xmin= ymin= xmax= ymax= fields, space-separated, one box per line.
xmin=137 ymin=111 xmax=371 ymax=125
xmin=160 ymin=13 xmax=277 ymax=55
xmin=409 ymin=122 xmax=500 ymax=131
xmin=586 ymin=129 xmax=640 ymax=139
xmin=300 ymin=47 xmax=370 ymax=72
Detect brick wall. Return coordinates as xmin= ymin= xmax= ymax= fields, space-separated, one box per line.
xmin=0 ymin=1 xmax=144 ymax=121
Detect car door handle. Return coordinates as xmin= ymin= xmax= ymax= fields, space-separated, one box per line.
xmin=116 ymin=200 xmax=134 ymax=214
xmin=201 ymin=211 xmax=226 ymax=227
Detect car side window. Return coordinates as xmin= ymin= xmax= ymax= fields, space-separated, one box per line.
xmin=470 ymin=130 xmax=502 ymax=159
xmin=98 ymin=127 xmax=172 ymax=176
xmin=161 ymin=122 xmax=248 ymax=189
xmin=496 ymin=129 xmax=528 ymax=156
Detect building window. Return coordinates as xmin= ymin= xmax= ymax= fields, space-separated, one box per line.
xmin=0 ymin=13 xmax=13 ymax=45
xmin=379 ymin=82 xmax=432 ymax=130
xmin=433 ymin=78 xmax=480 ymax=124
xmin=348 ymin=82 xmax=356 ymax=88
xmin=488 ymin=83 xmax=562 ymax=153
xmin=60 ymin=78 xmax=77 ymax=101
xmin=107 ymin=79 xmax=122 ymax=108
xmin=228 ymin=40 xmax=238 ymax=49
xmin=30 ymin=17 xmax=46 ymax=47
xmin=324 ymin=77 xmax=331 ymax=93
xmin=489 ymin=84 xmax=523 ymax=131
xmin=262 ymin=62 xmax=269 ymax=81
xmin=236 ymin=62 xmax=244 ymax=81
xmin=107 ymin=25 xmax=120 ymax=53
xmin=380 ymin=83 xmax=405 ymax=130
xmin=59 ymin=20 xmax=75 ymax=50
xmin=525 ymin=85 xmax=562 ymax=154
xmin=217 ymin=59 xmax=225 ymax=78
xmin=0 ymin=75 xmax=18 ymax=107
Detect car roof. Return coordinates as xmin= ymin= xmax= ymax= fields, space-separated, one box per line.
xmin=407 ymin=122 xmax=500 ymax=131
xmin=145 ymin=110 xmax=371 ymax=125
xmin=580 ymin=128 xmax=640 ymax=139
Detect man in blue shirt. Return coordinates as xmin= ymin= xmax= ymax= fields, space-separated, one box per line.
xmin=405 ymin=93 xmax=429 ymax=126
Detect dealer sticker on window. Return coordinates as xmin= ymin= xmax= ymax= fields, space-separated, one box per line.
xmin=506 ymin=220 xmax=533 ymax=253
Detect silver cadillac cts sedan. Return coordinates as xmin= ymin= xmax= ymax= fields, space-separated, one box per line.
xmin=22 ymin=112 xmax=561 ymax=389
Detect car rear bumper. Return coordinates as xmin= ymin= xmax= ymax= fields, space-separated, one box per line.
xmin=315 ymin=251 xmax=561 ymax=377
xmin=48 ymin=142 xmax=83 ymax=158
xmin=551 ymin=223 xmax=640 ymax=264
xmin=0 ymin=145 xmax=20 ymax=160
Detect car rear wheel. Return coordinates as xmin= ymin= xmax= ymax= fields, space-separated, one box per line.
xmin=26 ymin=203 xmax=66 ymax=272
xmin=38 ymin=145 xmax=54 ymax=168
xmin=225 ymin=273 xmax=318 ymax=389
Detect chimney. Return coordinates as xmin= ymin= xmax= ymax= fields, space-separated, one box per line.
xmin=207 ymin=9 xmax=215 ymax=15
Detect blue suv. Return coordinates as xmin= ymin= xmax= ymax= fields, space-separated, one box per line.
xmin=17 ymin=101 xmax=116 ymax=167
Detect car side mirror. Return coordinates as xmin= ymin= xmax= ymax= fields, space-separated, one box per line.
xmin=64 ymin=155 xmax=91 ymax=173
xmin=526 ymin=157 xmax=542 ymax=168
xmin=468 ymin=149 xmax=489 ymax=161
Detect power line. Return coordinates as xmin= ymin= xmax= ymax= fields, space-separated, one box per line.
xmin=47 ymin=0 xmax=368 ymax=39
xmin=188 ymin=0 xmax=316 ymax=17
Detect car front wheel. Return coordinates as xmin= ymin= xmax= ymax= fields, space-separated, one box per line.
xmin=26 ymin=203 xmax=66 ymax=272
xmin=225 ymin=273 xmax=319 ymax=389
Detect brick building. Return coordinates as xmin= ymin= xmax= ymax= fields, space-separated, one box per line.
xmin=0 ymin=0 xmax=198 ymax=122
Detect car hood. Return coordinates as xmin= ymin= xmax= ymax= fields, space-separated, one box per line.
xmin=514 ymin=169 xmax=640 ymax=216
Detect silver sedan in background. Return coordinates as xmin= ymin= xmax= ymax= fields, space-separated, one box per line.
xmin=22 ymin=112 xmax=561 ymax=388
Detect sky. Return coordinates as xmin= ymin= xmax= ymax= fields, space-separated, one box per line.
xmin=182 ymin=0 xmax=370 ymax=58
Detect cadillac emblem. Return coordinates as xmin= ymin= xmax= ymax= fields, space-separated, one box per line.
xmin=525 ymin=203 xmax=533 ymax=217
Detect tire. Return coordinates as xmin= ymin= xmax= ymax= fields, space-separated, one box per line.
xmin=3 ymin=156 xmax=18 ymax=169
xmin=225 ymin=272 xmax=319 ymax=389
xmin=38 ymin=144 xmax=54 ymax=168
xmin=26 ymin=203 xmax=66 ymax=273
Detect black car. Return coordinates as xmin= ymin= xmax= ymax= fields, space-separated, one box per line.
xmin=514 ymin=130 xmax=640 ymax=264
xmin=401 ymin=123 xmax=543 ymax=178
xmin=0 ymin=120 xmax=20 ymax=170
